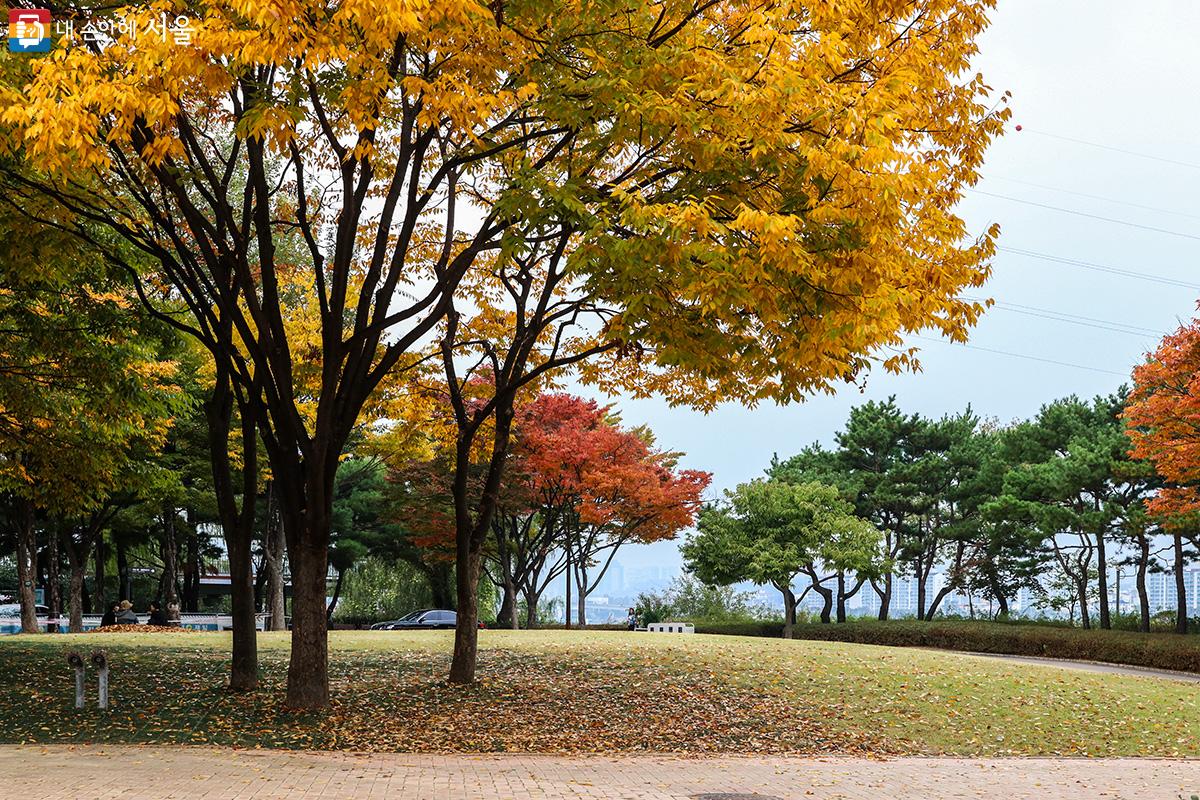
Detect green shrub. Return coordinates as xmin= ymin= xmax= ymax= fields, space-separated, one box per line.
xmin=696 ymin=619 xmax=1200 ymax=674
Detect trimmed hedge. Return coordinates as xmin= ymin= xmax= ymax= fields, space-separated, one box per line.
xmin=694 ymin=619 xmax=1200 ymax=674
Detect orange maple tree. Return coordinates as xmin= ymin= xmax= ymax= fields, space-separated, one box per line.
xmin=1126 ymin=311 xmax=1200 ymax=521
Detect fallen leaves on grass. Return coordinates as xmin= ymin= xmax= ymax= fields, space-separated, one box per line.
xmin=86 ymin=625 xmax=195 ymax=634
xmin=1 ymin=633 xmax=1197 ymax=758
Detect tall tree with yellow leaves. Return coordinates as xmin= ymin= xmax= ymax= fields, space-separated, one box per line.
xmin=3 ymin=0 xmax=1006 ymax=705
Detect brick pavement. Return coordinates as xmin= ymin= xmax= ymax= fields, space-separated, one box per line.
xmin=2 ymin=746 xmax=1196 ymax=800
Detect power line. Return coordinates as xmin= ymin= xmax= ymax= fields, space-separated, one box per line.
xmin=913 ymin=335 xmax=1129 ymax=377
xmin=964 ymin=296 xmax=1163 ymax=337
xmin=972 ymin=190 xmax=1200 ymax=242
xmin=983 ymin=176 xmax=1200 ymax=222
xmin=997 ymin=246 xmax=1200 ymax=290
xmin=986 ymin=303 xmax=1162 ymax=338
xmin=1016 ymin=128 xmax=1200 ymax=172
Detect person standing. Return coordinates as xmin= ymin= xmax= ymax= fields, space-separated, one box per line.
xmin=626 ymin=608 xmax=638 ymax=631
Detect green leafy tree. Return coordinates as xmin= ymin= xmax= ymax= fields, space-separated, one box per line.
xmin=683 ymin=480 xmax=880 ymax=637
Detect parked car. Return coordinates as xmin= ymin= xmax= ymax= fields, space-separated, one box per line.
xmin=369 ymin=610 xmax=423 ymax=630
xmin=0 ymin=603 xmax=49 ymax=617
xmin=371 ymin=609 xmax=485 ymax=630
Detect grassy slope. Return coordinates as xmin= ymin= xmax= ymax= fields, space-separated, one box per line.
xmin=0 ymin=630 xmax=1195 ymax=756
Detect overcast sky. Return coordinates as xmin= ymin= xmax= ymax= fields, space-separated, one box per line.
xmin=582 ymin=1 xmax=1200 ymax=575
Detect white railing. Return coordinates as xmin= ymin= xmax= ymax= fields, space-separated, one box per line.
xmin=1 ymin=612 xmax=271 ymax=634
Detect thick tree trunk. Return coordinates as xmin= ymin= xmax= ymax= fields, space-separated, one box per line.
xmin=1095 ymin=528 xmax=1110 ymax=630
xmin=227 ymin=523 xmax=258 ymax=690
xmin=285 ymin=535 xmax=330 ymax=706
xmin=448 ymin=545 xmax=482 ymax=684
xmin=816 ymin=587 xmax=833 ymax=624
xmin=16 ymin=498 xmax=39 ymax=634
xmin=1174 ymin=530 xmax=1188 ymax=635
xmin=836 ymin=573 xmax=847 ymax=624
xmin=497 ymin=582 xmax=517 ymax=630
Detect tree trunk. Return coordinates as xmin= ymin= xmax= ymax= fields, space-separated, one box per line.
xmin=1077 ymin=577 xmax=1091 ymax=630
xmin=16 ymin=498 xmax=39 ymax=634
xmin=264 ymin=492 xmax=287 ymax=631
xmin=183 ymin=528 xmax=200 ymax=613
xmin=227 ymin=522 xmax=258 ymax=690
xmin=448 ymin=545 xmax=482 ymax=684
xmin=575 ymin=569 xmax=587 ymax=628
xmin=67 ymin=550 xmax=86 ymax=633
xmin=805 ymin=568 xmax=833 ymax=625
xmin=204 ymin=371 xmax=261 ymax=693
xmin=116 ymin=539 xmax=131 ymax=602
xmin=161 ymin=506 xmax=179 ymax=610
xmin=325 ymin=569 xmax=345 ymax=622
xmin=523 ymin=588 xmax=540 ymax=630
xmin=874 ymin=572 xmax=892 ymax=620
xmin=563 ymin=546 xmax=572 ymax=629
xmin=428 ymin=563 xmax=456 ymax=609
xmin=916 ymin=564 xmax=927 ymax=621
xmin=93 ymin=534 xmax=106 ymax=616
xmin=1095 ymin=528 xmax=1110 ymax=630
xmin=816 ymin=586 xmax=832 ymax=624
xmin=1174 ymin=530 xmax=1188 ymax=635
xmin=1134 ymin=532 xmax=1151 ymax=633
xmin=47 ymin=525 xmax=61 ymax=632
xmin=994 ymin=590 xmax=1009 ymax=619
xmin=1136 ymin=546 xmax=1150 ymax=633
xmin=497 ymin=581 xmax=517 ymax=629
xmin=285 ymin=535 xmax=329 ymax=706
xmin=780 ymin=585 xmax=796 ymax=639
xmin=836 ymin=573 xmax=847 ymax=624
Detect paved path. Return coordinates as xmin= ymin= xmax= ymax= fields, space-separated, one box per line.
xmin=3 ymin=746 xmax=1197 ymax=799
xmin=937 ymin=649 xmax=1200 ymax=682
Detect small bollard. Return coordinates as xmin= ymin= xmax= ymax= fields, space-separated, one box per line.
xmin=91 ymin=650 xmax=109 ymax=709
xmin=66 ymin=651 xmax=85 ymax=709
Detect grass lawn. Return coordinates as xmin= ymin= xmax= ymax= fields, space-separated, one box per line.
xmin=0 ymin=629 xmax=1196 ymax=756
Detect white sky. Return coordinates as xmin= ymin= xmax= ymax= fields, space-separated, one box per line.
xmin=589 ymin=1 xmax=1200 ymax=573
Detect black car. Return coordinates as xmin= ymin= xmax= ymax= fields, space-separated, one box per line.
xmin=371 ymin=609 xmax=487 ymax=630
xmin=373 ymin=609 xmax=456 ymax=630
xmin=393 ymin=609 xmax=459 ymax=629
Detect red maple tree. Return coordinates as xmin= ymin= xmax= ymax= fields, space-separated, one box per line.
xmin=1126 ymin=311 xmax=1200 ymax=521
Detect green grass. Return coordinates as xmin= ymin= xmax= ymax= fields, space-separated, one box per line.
xmin=1 ymin=629 xmax=1196 ymax=756
xmin=696 ymin=619 xmax=1200 ymax=674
